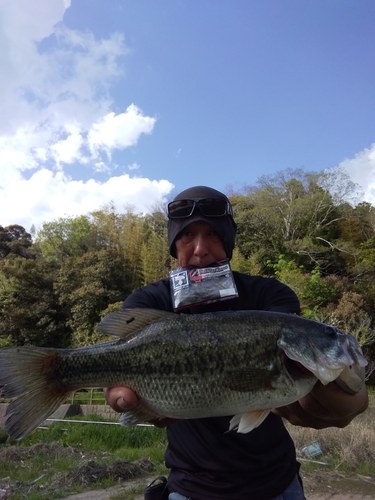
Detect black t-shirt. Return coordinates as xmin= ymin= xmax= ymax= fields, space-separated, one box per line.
xmin=123 ymin=272 xmax=301 ymax=500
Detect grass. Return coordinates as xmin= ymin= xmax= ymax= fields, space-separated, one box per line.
xmin=24 ymin=414 xmax=166 ymax=449
xmin=287 ymin=405 xmax=375 ymax=475
xmin=19 ymin=414 xmax=168 ymax=469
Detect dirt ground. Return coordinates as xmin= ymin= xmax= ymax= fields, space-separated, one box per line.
xmin=58 ymin=470 xmax=375 ymax=500
xmin=2 ymin=471 xmax=375 ymax=499
xmin=302 ymin=470 xmax=375 ymax=500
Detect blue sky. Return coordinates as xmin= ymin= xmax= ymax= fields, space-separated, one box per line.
xmin=1 ymin=0 xmax=374 ymax=231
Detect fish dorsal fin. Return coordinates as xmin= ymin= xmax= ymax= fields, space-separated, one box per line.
xmin=98 ymin=308 xmax=175 ymax=339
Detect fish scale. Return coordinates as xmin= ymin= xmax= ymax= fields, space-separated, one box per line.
xmin=0 ymin=308 xmax=367 ymax=440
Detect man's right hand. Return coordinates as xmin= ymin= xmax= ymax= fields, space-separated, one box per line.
xmin=103 ymin=387 xmax=178 ymax=428
xmin=103 ymin=386 xmax=139 ymax=413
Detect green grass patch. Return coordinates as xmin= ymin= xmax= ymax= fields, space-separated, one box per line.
xmin=0 ymin=414 xmax=167 ymax=499
xmin=20 ymin=414 xmax=167 ymax=452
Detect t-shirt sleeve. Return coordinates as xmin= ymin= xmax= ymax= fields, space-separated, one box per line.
xmin=257 ymin=278 xmax=301 ymax=314
xmin=234 ymin=274 xmax=301 ymax=314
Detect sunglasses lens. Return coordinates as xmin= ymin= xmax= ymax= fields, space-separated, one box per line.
xmin=198 ymin=199 xmax=227 ymax=216
xmin=168 ymin=198 xmax=232 ymax=218
xmin=168 ymin=200 xmax=195 ymax=218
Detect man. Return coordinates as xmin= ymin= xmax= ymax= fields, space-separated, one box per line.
xmin=105 ymin=186 xmax=368 ymax=500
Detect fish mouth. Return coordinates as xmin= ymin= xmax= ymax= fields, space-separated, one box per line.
xmin=282 ymin=353 xmax=316 ymax=381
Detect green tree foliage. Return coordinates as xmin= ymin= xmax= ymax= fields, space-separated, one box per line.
xmin=351 ymin=234 xmax=375 ymax=318
xmin=118 ymin=211 xmax=146 ymax=291
xmin=231 ymin=168 xmax=361 ymax=276
xmin=141 ymin=210 xmax=171 ymax=283
xmin=0 ymin=225 xmax=34 ymax=259
xmin=266 ymin=255 xmax=305 ymax=299
xmin=301 ymin=270 xmax=345 ymax=317
xmin=36 ymin=215 xmax=95 ymax=262
xmin=141 ymin=232 xmax=171 ymax=284
xmin=55 ymin=248 xmax=131 ymax=347
xmin=0 ymin=256 xmax=69 ymax=347
xmin=0 ymin=205 xmax=195 ymax=347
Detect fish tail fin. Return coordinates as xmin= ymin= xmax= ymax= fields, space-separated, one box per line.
xmin=0 ymin=346 xmax=70 ymax=440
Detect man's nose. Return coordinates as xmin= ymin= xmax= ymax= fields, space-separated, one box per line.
xmin=193 ymin=235 xmax=209 ymax=256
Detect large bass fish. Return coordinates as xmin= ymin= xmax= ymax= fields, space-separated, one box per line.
xmin=0 ymin=309 xmax=367 ymax=440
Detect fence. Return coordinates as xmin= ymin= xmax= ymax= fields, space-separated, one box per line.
xmin=68 ymin=388 xmax=106 ymax=405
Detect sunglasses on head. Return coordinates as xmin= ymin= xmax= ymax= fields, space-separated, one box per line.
xmin=168 ymin=198 xmax=233 ymax=219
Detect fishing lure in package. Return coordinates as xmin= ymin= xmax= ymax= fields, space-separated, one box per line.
xmin=169 ymin=259 xmax=238 ymax=311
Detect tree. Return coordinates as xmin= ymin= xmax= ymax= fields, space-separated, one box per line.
xmin=230 ymin=168 xmax=365 ymax=277
xmin=0 ymin=225 xmax=34 ymax=259
xmin=118 ymin=211 xmax=146 ymax=291
xmin=0 ymin=256 xmax=69 ymax=347
xmin=55 ymin=247 xmax=132 ymax=347
xmin=36 ymin=215 xmax=95 ymax=262
xmin=141 ymin=231 xmax=171 ymax=284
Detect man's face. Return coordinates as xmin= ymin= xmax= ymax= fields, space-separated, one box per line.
xmin=175 ymin=221 xmax=227 ymax=268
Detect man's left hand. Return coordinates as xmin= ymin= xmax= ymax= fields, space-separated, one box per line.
xmin=272 ymin=381 xmax=369 ymax=429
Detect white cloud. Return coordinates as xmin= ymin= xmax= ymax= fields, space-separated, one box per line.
xmin=87 ymin=105 xmax=156 ymax=159
xmin=0 ymin=0 xmax=156 ymax=168
xmin=339 ymin=143 xmax=375 ymax=206
xmin=0 ymin=10 xmax=150 ymax=169
xmin=0 ymin=170 xmax=173 ymax=231
xmin=50 ymin=133 xmax=84 ymax=166
xmin=0 ymin=0 xmax=164 ymax=233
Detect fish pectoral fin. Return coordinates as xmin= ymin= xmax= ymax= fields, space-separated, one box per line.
xmin=228 ymin=409 xmax=271 ymax=433
xmin=98 ymin=308 xmax=176 ymax=339
xmin=224 ymin=369 xmax=279 ymax=392
xmin=119 ymin=404 xmax=163 ymax=426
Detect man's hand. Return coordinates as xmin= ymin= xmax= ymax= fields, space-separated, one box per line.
xmin=272 ymin=381 xmax=369 ymax=429
xmin=103 ymin=386 xmax=139 ymax=413
xmin=103 ymin=387 xmax=177 ymax=428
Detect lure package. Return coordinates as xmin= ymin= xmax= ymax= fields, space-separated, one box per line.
xmin=169 ymin=259 xmax=238 ymax=311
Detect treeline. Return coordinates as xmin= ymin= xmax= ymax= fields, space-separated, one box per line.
xmin=1 ymin=168 xmax=375 ymax=366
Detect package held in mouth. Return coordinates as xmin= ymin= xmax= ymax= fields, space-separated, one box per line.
xmin=169 ymin=259 xmax=238 ymax=311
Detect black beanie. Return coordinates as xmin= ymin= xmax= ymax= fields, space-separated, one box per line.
xmin=167 ymin=186 xmax=237 ymax=259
